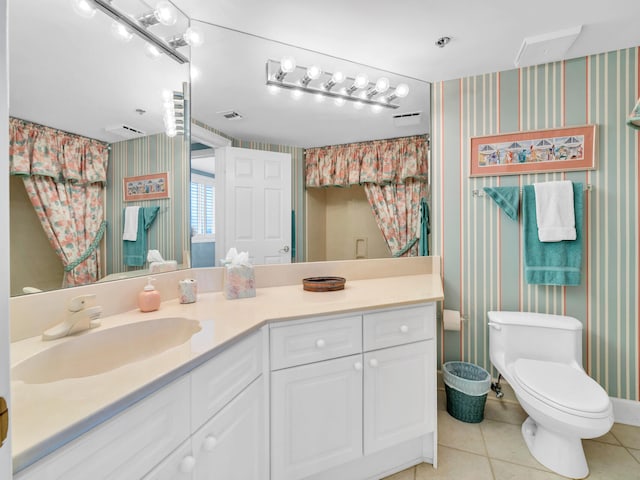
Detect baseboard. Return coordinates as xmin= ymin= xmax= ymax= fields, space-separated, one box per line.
xmin=610 ymin=397 xmax=640 ymax=427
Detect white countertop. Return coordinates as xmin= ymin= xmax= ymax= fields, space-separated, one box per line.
xmin=11 ymin=265 xmax=443 ymax=472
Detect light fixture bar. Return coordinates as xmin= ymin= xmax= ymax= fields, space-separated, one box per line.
xmin=90 ymin=0 xmax=189 ymax=64
xmin=265 ymin=60 xmax=403 ymax=109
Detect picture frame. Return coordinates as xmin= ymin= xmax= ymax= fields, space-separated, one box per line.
xmin=469 ymin=125 xmax=597 ymax=177
xmin=123 ymin=172 xmax=170 ymax=202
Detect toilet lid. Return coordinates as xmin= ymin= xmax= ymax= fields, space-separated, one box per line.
xmin=512 ymin=359 xmax=610 ymax=416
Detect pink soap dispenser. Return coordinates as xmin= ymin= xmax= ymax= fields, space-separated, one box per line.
xmin=139 ymin=277 xmax=161 ymax=312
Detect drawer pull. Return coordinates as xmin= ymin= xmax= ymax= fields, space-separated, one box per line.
xmin=369 ymin=358 xmax=379 ymax=368
xmin=399 ymin=325 xmax=409 ymax=333
xmin=315 ymin=339 xmax=326 ymax=348
xmin=354 ymin=361 xmax=363 ymax=371
xmin=180 ymin=455 xmax=196 ymax=473
xmin=203 ymin=435 xmax=218 ymax=452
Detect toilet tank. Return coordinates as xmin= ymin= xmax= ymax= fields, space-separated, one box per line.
xmin=488 ymin=311 xmax=583 ymax=369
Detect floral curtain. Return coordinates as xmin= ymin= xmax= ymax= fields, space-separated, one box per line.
xmin=305 ymin=135 xmax=429 ymax=257
xmin=9 ymin=117 xmax=109 ymax=287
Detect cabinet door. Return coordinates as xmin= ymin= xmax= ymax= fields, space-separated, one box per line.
xmin=271 ymin=354 xmax=363 ymax=480
xmin=142 ymin=439 xmax=194 ymax=480
xmin=192 ymin=376 xmax=267 ymax=480
xmin=363 ymin=340 xmax=434 ymax=454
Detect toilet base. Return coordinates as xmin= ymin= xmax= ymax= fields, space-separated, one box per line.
xmin=521 ymin=417 xmax=589 ymax=479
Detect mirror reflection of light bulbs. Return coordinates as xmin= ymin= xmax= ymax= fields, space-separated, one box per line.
xmin=280 ymin=56 xmax=296 ymax=73
xmin=154 ymin=1 xmax=178 ymax=26
xmin=71 ymin=0 xmax=96 ymax=18
xmin=161 ymin=89 xmax=173 ymax=102
xmin=111 ymin=21 xmax=133 ymax=42
xmin=395 ymin=83 xmax=410 ymax=98
xmin=315 ymin=93 xmax=325 ymax=103
xmin=372 ymin=104 xmax=383 ymax=113
xmin=334 ymin=97 xmax=346 ymax=107
xmin=183 ymin=27 xmax=204 ymax=47
xmin=145 ymin=43 xmax=162 ymax=59
xmin=291 ymin=89 xmax=303 ymax=100
xmin=267 ymin=85 xmax=280 ymax=95
xmin=353 ymin=101 xmax=364 ymax=110
xmin=354 ymin=74 xmax=369 ymax=89
xmin=375 ymin=77 xmax=390 ymax=94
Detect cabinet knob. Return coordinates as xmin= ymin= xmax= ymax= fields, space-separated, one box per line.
xmin=399 ymin=325 xmax=409 ymax=333
xmin=315 ymin=339 xmax=326 ymax=348
xmin=354 ymin=361 xmax=363 ymax=371
xmin=203 ymin=435 xmax=218 ymax=452
xmin=179 ymin=455 xmax=196 ymax=473
xmin=369 ymin=358 xmax=379 ymax=368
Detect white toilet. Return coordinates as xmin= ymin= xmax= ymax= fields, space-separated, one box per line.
xmin=488 ymin=311 xmax=613 ymax=479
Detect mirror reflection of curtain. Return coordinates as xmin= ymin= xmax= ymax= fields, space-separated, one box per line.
xmin=305 ymin=135 xmax=429 ymax=257
xmin=9 ymin=118 xmax=108 ymax=287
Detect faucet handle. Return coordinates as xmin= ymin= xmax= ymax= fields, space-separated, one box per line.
xmin=68 ymin=294 xmax=97 ymax=312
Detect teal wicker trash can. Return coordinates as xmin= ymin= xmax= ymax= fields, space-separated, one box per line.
xmin=443 ymin=361 xmax=491 ymax=423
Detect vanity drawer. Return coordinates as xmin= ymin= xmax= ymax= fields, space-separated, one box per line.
xmin=191 ymin=330 xmax=263 ymax=431
xmin=363 ymin=304 xmax=435 ymax=351
xmin=270 ymin=315 xmax=362 ymax=370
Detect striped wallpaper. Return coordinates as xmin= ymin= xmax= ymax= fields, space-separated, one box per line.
xmin=431 ymin=47 xmax=640 ymax=401
xmin=105 ymin=133 xmax=190 ymax=275
xmin=191 ymin=119 xmax=306 ymax=262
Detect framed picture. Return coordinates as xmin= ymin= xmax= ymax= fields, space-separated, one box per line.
xmin=470 ymin=125 xmax=597 ymax=177
xmin=123 ymin=172 xmax=170 ymax=202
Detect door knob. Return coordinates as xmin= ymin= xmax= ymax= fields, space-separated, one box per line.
xmin=203 ymin=435 xmax=218 ymax=452
xmin=369 ymin=358 xmax=379 ymax=368
xmin=179 ymin=455 xmax=196 ymax=473
xmin=279 ymin=245 xmax=290 ymax=253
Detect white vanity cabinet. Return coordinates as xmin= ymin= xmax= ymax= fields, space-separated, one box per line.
xmin=269 ymin=303 xmax=436 ymax=480
xmin=15 ymin=330 xmax=267 ymax=480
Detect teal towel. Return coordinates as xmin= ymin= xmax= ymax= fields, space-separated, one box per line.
xmin=418 ymin=198 xmax=430 ymax=256
xmin=523 ymin=183 xmax=583 ymax=286
xmin=123 ymin=206 xmax=160 ymax=267
xmin=483 ymin=186 xmax=520 ymax=221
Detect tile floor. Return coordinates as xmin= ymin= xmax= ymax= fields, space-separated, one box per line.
xmin=382 ymin=378 xmax=640 ymax=480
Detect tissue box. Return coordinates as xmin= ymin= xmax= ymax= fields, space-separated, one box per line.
xmin=224 ymin=264 xmax=256 ymax=300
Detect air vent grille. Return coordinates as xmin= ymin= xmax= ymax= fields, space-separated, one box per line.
xmin=105 ymin=124 xmax=146 ymax=139
xmin=219 ymin=110 xmax=243 ymax=120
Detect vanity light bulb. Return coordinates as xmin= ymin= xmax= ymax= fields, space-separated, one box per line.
xmin=71 ymin=0 xmax=96 ymax=18
xmin=161 ymin=89 xmax=173 ymax=102
xmin=111 ymin=21 xmax=133 ymax=42
xmin=395 ymin=83 xmax=410 ymax=98
xmin=154 ymin=1 xmax=178 ymax=26
xmin=280 ymin=56 xmax=296 ymax=74
xmin=145 ymin=43 xmax=162 ymax=59
xmin=354 ymin=74 xmax=369 ymax=89
xmin=307 ymin=65 xmax=321 ymax=80
xmin=166 ymin=128 xmax=177 ymax=138
xmin=183 ymin=27 xmax=204 ymax=47
xmin=332 ymin=71 xmax=345 ymax=84
xmin=375 ymin=77 xmax=390 ymax=94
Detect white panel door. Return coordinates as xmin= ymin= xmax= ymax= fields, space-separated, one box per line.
xmin=216 ymin=146 xmax=291 ymax=265
xmin=192 ymin=377 xmax=267 ymax=480
xmin=363 ymin=340 xmax=435 ymax=455
xmin=271 ymin=354 xmax=363 ymax=480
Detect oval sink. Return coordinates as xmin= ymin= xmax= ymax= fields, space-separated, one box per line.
xmin=12 ymin=317 xmax=202 ymax=384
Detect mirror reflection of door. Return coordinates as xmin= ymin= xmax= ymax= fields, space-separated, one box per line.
xmin=190 ymin=146 xmax=216 ymax=268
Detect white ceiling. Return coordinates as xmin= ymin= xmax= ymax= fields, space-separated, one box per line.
xmin=174 ymin=0 xmax=640 ymax=82
xmin=9 ymin=0 xmax=640 ymax=148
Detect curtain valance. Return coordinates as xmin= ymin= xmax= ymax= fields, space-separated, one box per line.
xmin=9 ymin=117 xmax=109 ymax=183
xmin=305 ymin=135 xmax=428 ymax=187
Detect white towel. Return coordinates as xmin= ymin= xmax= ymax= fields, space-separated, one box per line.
xmin=122 ymin=206 xmax=140 ymax=241
xmin=533 ymin=180 xmax=576 ymax=242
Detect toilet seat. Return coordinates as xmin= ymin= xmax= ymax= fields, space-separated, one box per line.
xmin=512 ymin=359 xmax=610 ymax=419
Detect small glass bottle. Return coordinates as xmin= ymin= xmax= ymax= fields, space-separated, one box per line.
xmin=139 ymin=277 xmax=161 ymax=312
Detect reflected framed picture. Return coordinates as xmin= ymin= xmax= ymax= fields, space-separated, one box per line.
xmin=123 ymin=172 xmax=170 ymax=202
xmin=470 ymin=125 xmax=597 ymax=177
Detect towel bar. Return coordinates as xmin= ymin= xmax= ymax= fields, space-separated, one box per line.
xmin=472 ymin=184 xmax=592 ymax=197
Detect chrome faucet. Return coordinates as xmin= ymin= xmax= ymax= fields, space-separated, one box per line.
xmin=42 ymin=294 xmax=103 ymax=341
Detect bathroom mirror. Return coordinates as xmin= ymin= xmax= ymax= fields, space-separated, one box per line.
xmin=8 ymin=1 xmax=430 ymax=296
xmin=9 ymin=0 xmax=191 ymax=296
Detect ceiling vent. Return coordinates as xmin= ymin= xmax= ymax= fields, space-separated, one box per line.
xmin=515 ymin=25 xmax=582 ymax=68
xmin=393 ymin=111 xmax=422 ymax=127
xmin=219 ymin=110 xmax=243 ymax=120
xmin=105 ymin=124 xmax=146 ymax=139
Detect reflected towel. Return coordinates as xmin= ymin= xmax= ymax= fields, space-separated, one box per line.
xmin=123 ymin=206 xmax=160 ymax=267
xmin=523 ymin=184 xmax=583 ymax=286
xmin=482 ymin=186 xmax=520 ymax=221
xmin=533 ymin=180 xmax=576 ymax=241
xmin=122 ymin=206 xmax=140 ymax=241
